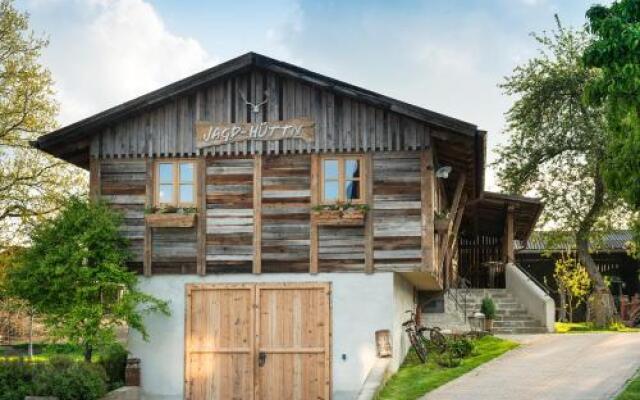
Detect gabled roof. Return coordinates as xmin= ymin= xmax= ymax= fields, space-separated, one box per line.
xmin=34 ymin=52 xmax=479 ymax=151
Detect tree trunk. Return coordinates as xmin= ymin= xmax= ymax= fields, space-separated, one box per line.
xmin=558 ymin=288 xmax=567 ymax=322
xmin=568 ymin=295 xmax=573 ymax=323
xmin=84 ymin=343 xmax=93 ymax=362
xmin=576 ymin=170 xmax=617 ymax=327
xmin=28 ymin=312 xmax=33 ymax=358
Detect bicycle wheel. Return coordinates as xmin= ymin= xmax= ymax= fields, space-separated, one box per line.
xmin=408 ymin=331 xmax=428 ymax=363
xmin=430 ymin=327 xmax=447 ymax=352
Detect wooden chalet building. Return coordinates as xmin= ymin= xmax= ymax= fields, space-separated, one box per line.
xmin=34 ymin=53 xmax=546 ymax=400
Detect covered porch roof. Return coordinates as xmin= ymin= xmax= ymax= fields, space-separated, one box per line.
xmin=460 ymin=191 xmax=543 ymax=242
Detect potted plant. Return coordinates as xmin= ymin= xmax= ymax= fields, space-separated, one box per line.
xmin=312 ymin=203 xmax=369 ymax=225
xmin=145 ymin=206 xmax=197 ymax=228
xmin=480 ymin=296 xmax=497 ymax=332
xmin=434 ymin=210 xmax=450 ymax=234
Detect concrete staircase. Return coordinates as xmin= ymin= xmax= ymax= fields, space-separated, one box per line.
xmin=462 ymin=289 xmax=548 ymax=334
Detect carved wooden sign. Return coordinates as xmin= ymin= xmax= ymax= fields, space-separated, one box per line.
xmin=195 ymin=118 xmax=315 ymax=148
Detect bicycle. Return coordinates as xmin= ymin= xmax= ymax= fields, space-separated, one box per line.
xmin=403 ymin=310 xmax=429 ymax=363
xmin=403 ymin=310 xmax=447 ymax=362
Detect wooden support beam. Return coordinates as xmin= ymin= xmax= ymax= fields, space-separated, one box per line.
xmin=421 ymin=147 xmax=436 ymax=274
xmin=253 ymin=155 xmax=263 ymax=274
xmin=143 ymin=158 xmax=153 ymax=277
xmin=310 ymin=154 xmax=319 ymax=274
xmin=196 ymin=158 xmax=207 ymax=276
xmin=364 ymin=154 xmax=374 ymax=274
xmin=503 ymin=204 xmax=515 ymax=263
xmin=439 ymin=174 xmax=466 ymax=275
xmin=445 ymin=193 xmax=468 ymax=287
xmin=89 ymin=157 xmax=101 ymax=201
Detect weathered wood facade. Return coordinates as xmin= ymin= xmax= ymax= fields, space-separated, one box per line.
xmin=34 ymin=52 xmax=552 ymax=399
xmin=37 ymin=53 xmax=489 ymax=291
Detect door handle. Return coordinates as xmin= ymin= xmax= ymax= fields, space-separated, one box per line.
xmin=258 ymin=352 xmax=267 ymax=367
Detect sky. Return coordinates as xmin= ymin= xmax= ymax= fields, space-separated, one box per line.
xmin=17 ymin=0 xmax=604 ymax=189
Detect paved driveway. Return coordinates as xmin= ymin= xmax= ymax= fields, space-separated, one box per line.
xmin=423 ymin=333 xmax=640 ymax=400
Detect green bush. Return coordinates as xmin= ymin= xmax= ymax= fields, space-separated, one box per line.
xmin=480 ymin=297 xmax=497 ymax=320
xmin=447 ymin=337 xmax=475 ymax=358
xmin=98 ymin=343 xmax=128 ymax=390
xmin=434 ymin=351 xmax=461 ymax=368
xmin=0 ymin=359 xmax=35 ymax=400
xmin=0 ymin=356 xmax=107 ymax=400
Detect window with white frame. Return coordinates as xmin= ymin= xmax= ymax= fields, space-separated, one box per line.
xmin=320 ymin=156 xmax=364 ymax=203
xmin=155 ymin=160 xmax=196 ymax=207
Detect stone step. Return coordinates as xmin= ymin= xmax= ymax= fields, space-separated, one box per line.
xmin=493 ymin=326 xmax=548 ymax=334
xmin=466 ymin=303 xmax=525 ymax=310
xmin=460 ymin=308 xmax=528 ymax=316
xmin=493 ymin=320 xmax=543 ymax=328
xmin=444 ymin=289 xmax=548 ymax=334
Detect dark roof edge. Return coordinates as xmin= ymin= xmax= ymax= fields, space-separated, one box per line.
xmin=480 ymin=191 xmax=543 ymax=205
xmin=36 ymin=52 xmax=478 ymax=148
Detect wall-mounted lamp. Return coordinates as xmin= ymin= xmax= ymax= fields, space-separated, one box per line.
xmin=435 ymin=165 xmax=452 ymax=179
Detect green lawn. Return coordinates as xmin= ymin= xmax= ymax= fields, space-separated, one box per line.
xmin=376 ymin=336 xmax=518 ymax=400
xmin=555 ymin=322 xmax=640 ymax=333
xmin=616 ymin=372 xmax=640 ymax=400
xmin=0 ymin=343 xmax=92 ymax=362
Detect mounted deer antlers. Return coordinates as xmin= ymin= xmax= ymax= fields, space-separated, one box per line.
xmin=238 ymin=90 xmax=269 ymax=114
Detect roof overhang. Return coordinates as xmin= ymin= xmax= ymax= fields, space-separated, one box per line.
xmin=461 ymin=191 xmax=543 ymax=242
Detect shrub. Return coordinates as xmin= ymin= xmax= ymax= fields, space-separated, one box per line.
xmin=0 ymin=359 xmax=35 ymax=400
xmin=481 ymin=297 xmax=496 ymax=320
xmin=434 ymin=351 xmax=461 ymax=368
xmin=98 ymin=343 xmax=128 ymax=390
xmin=0 ymin=356 xmax=107 ymax=400
xmin=447 ymin=337 xmax=475 ymax=358
xmin=33 ymin=356 xmax=107 ymax=400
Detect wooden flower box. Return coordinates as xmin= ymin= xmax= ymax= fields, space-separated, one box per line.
xmin=312 ymin=209 xmax=366 ymax=226
xmin=145 ymin=213 xmax=196 ymax=228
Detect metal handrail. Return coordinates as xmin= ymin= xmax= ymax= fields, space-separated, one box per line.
xmin=446 ymin=276 xmax=471 ymax=321
xmin=513 ymin=262 xmax=552 ymax=296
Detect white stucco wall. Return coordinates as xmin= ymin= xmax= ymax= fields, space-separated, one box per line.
xmin=128 ymin=272 xmax=414 ymax=400
xmin=391 ymin=274 xmax=415 ymax=372
xmin=505 ymin=263 xmax=555 ymax=332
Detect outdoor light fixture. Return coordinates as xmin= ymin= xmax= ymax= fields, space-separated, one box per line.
xmin=435 ymin=165 xmax=452 ymax=179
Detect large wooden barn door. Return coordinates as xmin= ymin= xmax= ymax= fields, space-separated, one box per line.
xmin=185 ymin=283 xmax=331 ymax=400
xmin=185 ymin=284 xmax=255 ymax=400
xmin=256 ymin=283 xmax=331 ymax=400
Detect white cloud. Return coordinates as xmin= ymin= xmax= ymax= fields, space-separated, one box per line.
xmin=36 ymin=0 xmax=216 ymax=125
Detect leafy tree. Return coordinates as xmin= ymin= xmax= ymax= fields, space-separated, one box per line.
xmin=584 ymin=0 xmax=640 ymax=254
xmin=0 ymin=0 xmax=86 ymax=246
xmin=554 ymin=255 xmax=591 ymax=322
xmin=495 ymin=17 xmax=621 ymax=326
xmin=0 ymin=247 xmax=38 ymax=356
xmin=4 ymin=197 xmax=169 ymax=361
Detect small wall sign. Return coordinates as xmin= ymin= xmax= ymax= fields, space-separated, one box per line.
xmin=195 ymin=118 xmax=315 ymax=148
